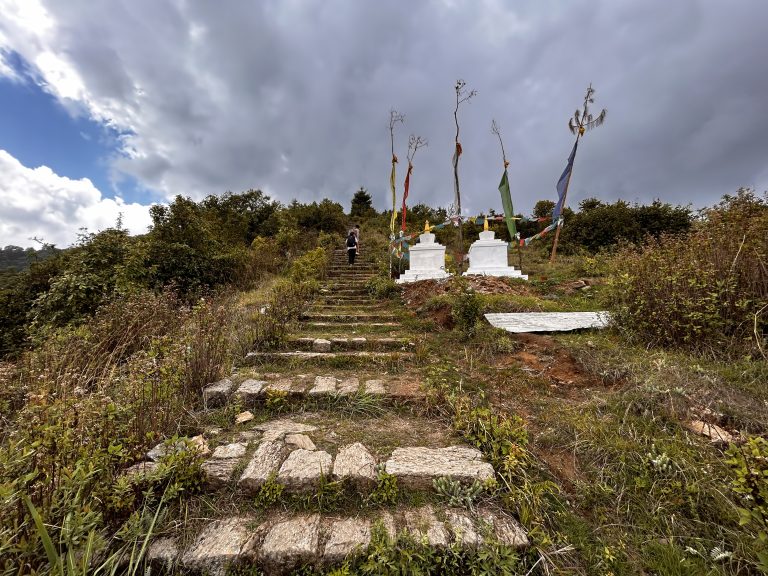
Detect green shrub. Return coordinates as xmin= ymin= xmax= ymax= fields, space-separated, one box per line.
xmin=605 ymin=190 xmax=768 ymax=357
xmin=366 ymin=276 xmax=399 ymax=299
xmin=451 ymin=286 xmax=482 ymax=340
xmin=726 ymin=436 xmax=768 ymax=570
xmin=288 ymin=247 xmax=329 ymax=283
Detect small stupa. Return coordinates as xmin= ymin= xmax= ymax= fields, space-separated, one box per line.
xmin=464 ymin=218 xmax=527 ymax=279
xmin=396 ymin=221 xmax=451 ymax=284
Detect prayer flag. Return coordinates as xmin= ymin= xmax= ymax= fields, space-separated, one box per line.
xmin=552 ymin=140 xmax=578 ymax=224
xmin=389 ymin=157 xmax=397 ymax=233
xmin=401 ymin=162 xmax=412 ymax=232
xmin=498 ymin=168 xmax=517 ymax=239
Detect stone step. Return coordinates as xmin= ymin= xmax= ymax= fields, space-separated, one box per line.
xmin=302 ymin=321 xmax=402 ymax=330
xmin=151 ymin=506 xmax=527 ymax=574
xmin=301 ymin=312 xmax=399 ymax=322
xmin=288 ymin=336 xmax=412 ymax=352
xmin=307 ymin=304 xmax=392 ymax=314
xmin=203 ymin=375 xmax=422 ymax=408
xmin=314 ymin=297 xmax=375 ymax=305
xmin=243 ymin=350 xmax=412 ymax=366
xmin=320 ymin=288 xmax=369 ymax=296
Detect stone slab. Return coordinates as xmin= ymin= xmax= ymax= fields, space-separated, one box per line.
xmin=313 ymin=338 xmax=332 ymax=352
xmin=124 ymin=461 xmax=158 ymax=478
xmin=332 ymin=443 xmax=376 ymax=486
xmin=181 ymin=517 xmax=256 ymax=575
xmin=337 ymin=377 xmax=360 ymax=396
xmin=253 ymin=419 xmax=318 ymax=435
xmin=238 ymin=441 xmax=285 ymax=491
xmin=285 ymin=433 xmax=316 ymax=450
xmin=234 ymin=379 xmax=266 ymax=403
xmin=203 ymin=378 xmax=235 ymax=408
xmin=384 ymin=446 xmax=494 ymax=489
xmin=212 ymin=443 xmax=247 ymax=459
xmin=485 ymin=312 xmax=609 ymax=333
xmin=478 ymin=509 xmax=529 ymax=548
xmin=445 ymin=509 xmax=480 ymax=548
xmin=323 ymin=518 xmax=371 ymax=564
xmin=147 ymin=537 xmax=178 ymax=569
xmin=403 ymin=506 xmax=448 ymax=547
xmin=263 ymin=378 xmax=295 ymax=394
xmin=278 ymin=449 xmax=333 ymax=491
xmin=363 ymin=379 xmax=386 ymax=395
xmin=202 ymin=458 xmax=241 ymax=488
xmin=259 ymin=515 xmax=320 ymax=571
xmin=309 ymin=376 xmax=337 ymax=395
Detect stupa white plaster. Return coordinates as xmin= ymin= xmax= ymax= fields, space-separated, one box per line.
xmin=464 ymin=230 xmax=527 ymax=279
xmin=396 ymin=232 xmax=451 ymax=284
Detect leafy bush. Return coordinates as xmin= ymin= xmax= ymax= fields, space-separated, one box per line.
xmin=451 ymin=286 xmax=482 ymax=340
xmin=287 ymin=247 xmax=329 ymax=283
xmin=726 ymin=436 xmax=768 ymax=570
xmin=606 ymin=189 xmax=767 ymax=357
xmin=366 ymin=276 xmax=399 ymax=299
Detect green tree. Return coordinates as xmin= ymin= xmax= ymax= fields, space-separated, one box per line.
xmin=350 ymin=187 xmax=375 ymax=218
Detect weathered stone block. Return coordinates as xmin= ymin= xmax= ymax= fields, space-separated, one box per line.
xmin=203 ymin=378 xmax=235 ymax=408
xmin=477 ymin=508 xmax=529 ymax=548
xmin=278 ymin=449 xmax=333 ymax=491
xmin=309 ymin=376 xmax=336 ymax=395
xmin=323 ymin=518 xmax=371 ymax=564
xmin=202 ymin=458 xmax=241 ymax=488
xmin=181 ymin=517 xmax=256 ymax=575
xmin=332 ymin=443 xmax=376 ymax=486
xmin=259 ymin=515 xmax=320 ymax=572
xmin=285 ymin=433 xmax=316 ymax=450
xmin=337 ymin=377 xmax=360 ymax=396
xmin=238 ymin=441 xmax=285 ymax=492
xmin=313 ymin=338 xmax=332 ymax=352
xmin=403 ymin=506 xmax=448 ymax=547
xmin=234 ymin=379 xmax=266 ymax=404
xmin=363 ymin=379 xmax=386 ymax=395
xmin=445 ymin=509 xmax=480 ymax=548
xmin=384 ymin=446 xmax=494 ymax=489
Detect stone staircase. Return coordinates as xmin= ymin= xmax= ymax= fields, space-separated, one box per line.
xmin=138 ymin=248 xmax=528 ymax=574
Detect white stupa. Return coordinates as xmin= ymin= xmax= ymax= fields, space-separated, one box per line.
xmin=396 ymin=224 xmax=451 ymax=284
xmin=464 ymin=223 xmax=527 ymax=279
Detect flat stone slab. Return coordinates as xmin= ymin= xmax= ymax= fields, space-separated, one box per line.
xmin=309 ymin=376 xmax=337 ymax=395
xmin=445 ymin=509 xmax=480 ymax=548
xmin=260 ymin=515 xmax=320 ymax=571
xmin=323 ymin=518 xmax=371 ymax=564
xmin=364 ymin=379 xmax=386 ymax=395
xmin=485 ymin=312 xmax=609 ymax=333
xmin=385 ymin=446 xmax=494 ymax=489
xmin=285 ymin=433 xmax=316 ymax=450
xmin=212 ymin=442 xmax=247 ymax=459
xmin=238 ymin=441 xmax=285 ymax=491
xmin=337 ymin=377 xmax=360 ymax=395
xmin=403 ymin=506 xmax=448 ymax=546
xmin=278 ymin=449 xmax=333 ymax=491
xmin=477 ymin=508 xmax=529 ymax=548
xmin=234 ymin=379 xmax=266 ymax=403
xmin=203 ymin=378 xmax=235 ymax=408
xmin=332 ymin=442 xmax=376 ymax=486
xmin=147 ymin=537 xmax=178 ymax=569
xmin=181 ymin=517 xmax=256 ymax=575
xmin=202 ymin=458 xmax=241 ymax=488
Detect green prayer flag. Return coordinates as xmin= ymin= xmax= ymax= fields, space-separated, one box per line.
xmin=498 ymin=169 xmax=517 ymax=238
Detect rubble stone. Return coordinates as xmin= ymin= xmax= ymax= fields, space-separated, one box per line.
xmin=235 ymin=379 xmax=266 ymax=404
xmin=285 ymin=433 xmax=316 ymax=450
xmin=203 ymin=378 xmax=235 ymax=408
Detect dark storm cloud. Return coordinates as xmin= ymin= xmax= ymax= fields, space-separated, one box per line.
xmin=3 ymin=0 xmax=768 ymax=216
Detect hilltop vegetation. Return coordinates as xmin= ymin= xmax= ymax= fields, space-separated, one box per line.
xmin=0 ymin=186 xmax=765 ymax=574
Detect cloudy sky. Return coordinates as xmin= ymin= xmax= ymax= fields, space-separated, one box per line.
xmin=1 ymin=0 xmax=767 ymax=248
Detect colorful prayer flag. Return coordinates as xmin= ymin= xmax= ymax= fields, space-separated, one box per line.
xmin=552 ymin=140 xmax=578 ymax=224
xmin=401 ymin=162 xmax=412 ymax=232
xmin=498 ymin=168 xmax=517 ymax=239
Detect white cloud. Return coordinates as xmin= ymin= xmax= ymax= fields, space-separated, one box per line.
xmin=0 ymin=149 xmax=153 ymax=248
xmin=0 ymin=0 xmax=767 ymax=220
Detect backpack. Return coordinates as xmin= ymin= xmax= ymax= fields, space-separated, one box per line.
xmin=346 ymin=235 xmax=357 ymax=248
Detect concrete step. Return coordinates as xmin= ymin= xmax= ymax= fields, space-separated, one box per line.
xmin=151 ymin=506 xmax=527 ymax=574
xmin=288 ymin=336 xmax=412 ymax=352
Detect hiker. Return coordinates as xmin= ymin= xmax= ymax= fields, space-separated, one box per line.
xmin=346 ymin=230 xmax=358 ymax=265
xmin=353 ymin=224 xmax=361 ymax=255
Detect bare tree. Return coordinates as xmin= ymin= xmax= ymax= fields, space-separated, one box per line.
xmin=452 ymin=79 xmax=476 ymax=272
xmin=401 ymin=134 xmax=428 ymax=231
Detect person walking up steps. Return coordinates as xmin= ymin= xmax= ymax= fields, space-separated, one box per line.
xmin=353 ymin=224 xmax=361 ymax=256
xmin=346 ymin=230 xmax=358 ymax=265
